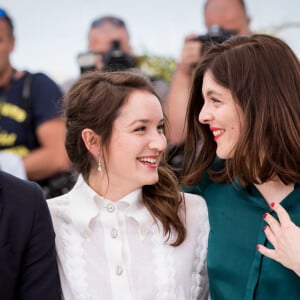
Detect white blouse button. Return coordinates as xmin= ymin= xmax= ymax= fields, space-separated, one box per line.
xmin=140 ymin=227 xmax=147 ymax=234
xmin=115 ymin=265 xmax=123 ymax=276
xmin=82 ymin=230 xmax=90 ymax=239
xmin=106 ymin=203 xmax=115 ymax=213
xmin=111 ymin=228 xmax=118 ymax=238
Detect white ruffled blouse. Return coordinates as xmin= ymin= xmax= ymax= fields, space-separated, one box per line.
xmin=47 ymin=175 xmax=209 ymax=300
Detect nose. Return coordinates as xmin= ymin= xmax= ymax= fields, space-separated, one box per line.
xmin=148 ymin=131 xmax=167 ymax=152
xmin=198 ymin=105 xmax=213 ymax=124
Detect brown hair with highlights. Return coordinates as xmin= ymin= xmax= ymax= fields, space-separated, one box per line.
xmin=182 ymin=34 xmax=300 ymax=187
xmin=64 ymin=70 xmax=186 ymax=246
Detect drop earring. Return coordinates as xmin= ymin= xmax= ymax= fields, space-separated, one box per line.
xmin=97 ymin=152 xmax=102 ymax=173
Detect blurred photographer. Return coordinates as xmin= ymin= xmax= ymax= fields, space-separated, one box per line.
xmin=62 ymin=15 xmax=135 ymax=94
xmin=78 ymin=16 xmax=135 ymax=73
xmin=62 ymin=15 xmax=169 ymax=104
xmin=0 ymin=8 xmax=71 ymax=197
xmin=165 ymin=0 xmax=251 ymax=146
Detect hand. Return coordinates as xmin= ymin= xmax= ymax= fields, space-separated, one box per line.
xmin=177 ymin=34 xmax=202 ymax=75
xmin=257 ymin=202 xmax=300 ymax=276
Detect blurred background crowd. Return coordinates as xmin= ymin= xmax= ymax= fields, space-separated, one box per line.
xmin=0 ymin=0 xmax=299 ymax=197
xmin=2 ymin=0 xmax=300 ymax=85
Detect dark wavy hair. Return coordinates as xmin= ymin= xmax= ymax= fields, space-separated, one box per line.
xmin=64 ymin=70 xmax=186 ymax=246
xmin=182 ymin=34 xmax=300 ymax=187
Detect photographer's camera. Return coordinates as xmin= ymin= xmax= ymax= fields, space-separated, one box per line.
xmin=197 ymin=25 xmax=236 ymax=44
xmin=77 ymin=39 xmax=135 ymax=74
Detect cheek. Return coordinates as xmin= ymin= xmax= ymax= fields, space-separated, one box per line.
xmin=229 ymin=106 xmax=244 ymax=138
xmin=228 ymin=120 xmax=243 ymax=146
xmin=162 ymin=135 xmax=167 ymax=150
xmin=113 ymin=136 xmax=141 ymax=156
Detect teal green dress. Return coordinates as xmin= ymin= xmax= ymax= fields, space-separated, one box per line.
xmin=185 ymin=170 xmax=300 ymax=300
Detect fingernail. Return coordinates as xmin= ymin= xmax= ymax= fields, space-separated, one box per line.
xmin=264 ymin=225 xmax=267 ymax=231
xmin=271 ymin=202 xmax=275 ymax=208
xmin=263 ymin=213 xmax=268 ymax=219
xmin=256 ymin=245 xmax=260 ymax=250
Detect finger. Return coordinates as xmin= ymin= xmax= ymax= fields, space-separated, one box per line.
xmin=264 ymin=225 xmax=277 ymax=248
xmin=264 ymin=213 xmax=281 ymax=232
xmin=256 ymin=244 xmax=279 ymax=262
xmin=270 ymin=202 xmax=291 ymax=226
xmin=184 ymin=33 xmax=199 ymax=42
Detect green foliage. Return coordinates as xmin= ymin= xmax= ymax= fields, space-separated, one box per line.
xmin=135 ymin=55 xmax=176 ymax=83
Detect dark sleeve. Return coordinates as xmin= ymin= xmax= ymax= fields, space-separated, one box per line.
xmin=18 ymin=182 xmax=61 ymax=300
xmin=30 ymin=73 xmax=63 ymax=128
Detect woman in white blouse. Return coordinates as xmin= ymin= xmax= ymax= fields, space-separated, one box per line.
xmin=47 ymin=70 xmax=209 ymax=300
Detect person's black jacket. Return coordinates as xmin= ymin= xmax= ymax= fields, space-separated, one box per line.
xmin=0 ymin=171 xmax=61 ymax=299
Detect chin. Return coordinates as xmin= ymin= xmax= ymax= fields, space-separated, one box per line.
xmin=216 ymin=146 xmax=235 ymax=159
xmin=216 ymin=152 xmax=230 ymax=159
xmin=142 ymin=175 xmax=159 ymax=186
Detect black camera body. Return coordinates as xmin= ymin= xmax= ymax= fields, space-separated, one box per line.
xmin=77 ymin=40 xmax=135 ymax=74
xmin=197 ymin=25 xmax=237 ymax=44
xmin=102 ymin=40 xmax=135 ymax=71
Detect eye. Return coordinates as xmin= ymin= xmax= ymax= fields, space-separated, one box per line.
xmin=134 ymin=126 xmax=146 ymax=132
xmin=157 ymin=123 xmax=165 ymax=133
xmin=211 ymin=97 xmax=221 ymax=103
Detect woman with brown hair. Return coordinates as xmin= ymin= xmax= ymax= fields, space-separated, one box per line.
xmin=48 ymin=70 xmax=209 ymax=299
xmin=182 ymin=34 xmax=300 ymax=299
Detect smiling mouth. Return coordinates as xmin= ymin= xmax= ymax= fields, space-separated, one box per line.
xmin=212 ymin=129 xmax=225 ymax=141
xmin=138 ymin=157 xmax=159 ymax=168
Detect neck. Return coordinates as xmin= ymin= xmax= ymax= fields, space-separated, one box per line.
xmin=255 ymin=179 xmax=294 ymax=205
xmin=0 ymin=65 xmax=15 ymax=87
xmin=87 ymin=170 xmax=138 ymax=202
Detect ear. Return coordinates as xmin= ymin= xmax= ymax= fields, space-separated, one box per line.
xmin=9 ymin=36 xmax=15 ymax=53
xmin=246 ymin=16 xmax=251 ymax=28
xmin=81 ymin=128 xmax=101 ymax=158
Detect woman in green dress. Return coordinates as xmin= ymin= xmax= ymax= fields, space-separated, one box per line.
xmin=182 ymin=34 xmax=300 ymax=299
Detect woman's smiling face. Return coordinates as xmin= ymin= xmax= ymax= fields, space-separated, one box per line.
xmin=199 ymin=70 xmax=244 ymax=159
xmin=104 ymin=89 xmax=167 ymax=194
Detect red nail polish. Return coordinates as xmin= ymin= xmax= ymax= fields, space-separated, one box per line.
xmin=263 ymin=213 xmax=268 ymax=219
xmin=256 ymin=245 xmax=260 ymax=250
xmin=264 ymin=225 xmax=267 ymax=231
xmin=271 ymin=202 xmax=275 ymax=208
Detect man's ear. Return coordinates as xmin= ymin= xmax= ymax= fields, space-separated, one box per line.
xmin=9 ymin=36 xmax=15 ymax=53
xmin=81 ymin=128 xmax=101 ymax=157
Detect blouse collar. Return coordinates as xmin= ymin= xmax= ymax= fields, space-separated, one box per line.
xmin=68 ymin=175 xmax=155 ymax=239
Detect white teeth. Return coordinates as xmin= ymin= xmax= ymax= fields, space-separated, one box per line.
xmin=212 ymin=129 xmax=224 ymax=136
xmin=139 ymin=157 xmax=157 ymax=164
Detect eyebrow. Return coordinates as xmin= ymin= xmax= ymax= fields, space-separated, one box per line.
xmin=127 ymin=118 xmax=164 ymax=127
xmin=202 ymin=89 xmax=223 ymax=98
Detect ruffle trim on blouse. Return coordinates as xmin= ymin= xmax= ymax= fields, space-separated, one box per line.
xmin=59 ymin=222 xmax=91 ymax=300
xmin=151 ymin=225 xmax=177 ymax=299
xmin=190 ymin=202 xmax=209 ymax=300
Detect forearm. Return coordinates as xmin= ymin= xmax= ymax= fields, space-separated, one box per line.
xmin=164 ymin=64 xmax=192 ymax=145
xmin=23 ymin=146 xmax=69 ymax=181
xmin=23 ymin=118 xmax=70 ymax=181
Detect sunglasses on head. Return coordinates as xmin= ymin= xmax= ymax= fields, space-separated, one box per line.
xmin=0 ymin=8 xmax=8 ymax=18
xmin=91 ymin=16 xmax=126 ymax=29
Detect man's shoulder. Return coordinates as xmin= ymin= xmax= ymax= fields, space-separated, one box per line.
xmin=0 ymin=171 xmax=43 ymax=207
xmin=24 ymin=71 xmax=63 ymax=96
xmin=0 ymin=170 xmax=33 ymax=188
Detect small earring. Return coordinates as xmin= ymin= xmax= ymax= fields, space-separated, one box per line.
xmin=97 ymin=152 xmax=102 ymax=173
